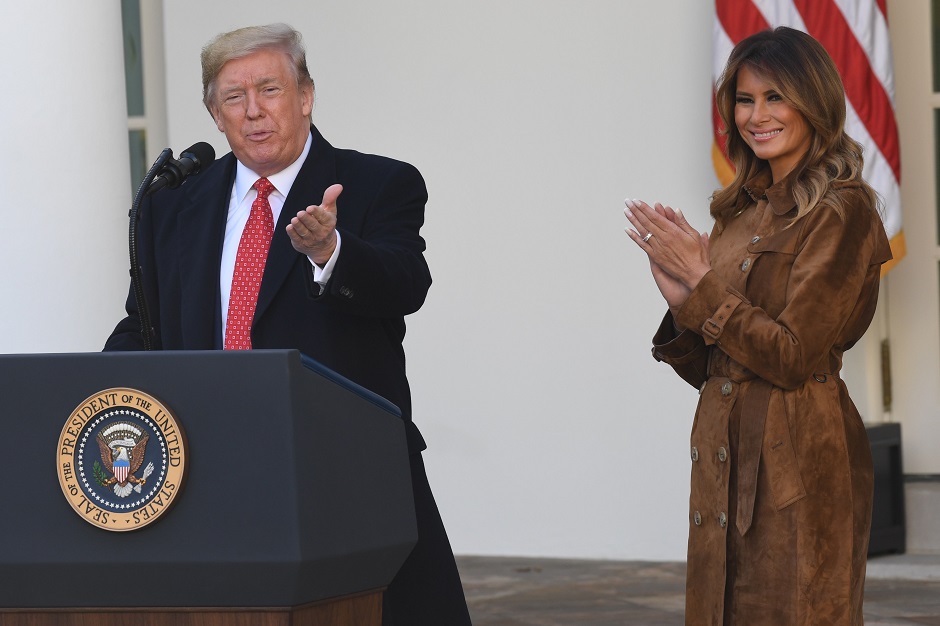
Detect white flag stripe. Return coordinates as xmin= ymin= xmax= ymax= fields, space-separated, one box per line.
xmin=845 ymin=98 xmax=903 ymax=236
xmin=753 ymin=0 xmax=805 ymax=31
xmin=714 ymin=20 xmax=735 ymax=82
xmin=833 ymin=0 xmax=896 ymax=101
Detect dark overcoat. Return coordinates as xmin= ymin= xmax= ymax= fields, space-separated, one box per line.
xmin=105 ymin=124 xmax=471 ymax=626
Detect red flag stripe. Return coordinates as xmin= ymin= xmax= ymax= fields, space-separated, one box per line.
xmin=715 ymin=0 xmax=770 ymax=44
xmin=792 ymin=0 xmax=901 ymax=181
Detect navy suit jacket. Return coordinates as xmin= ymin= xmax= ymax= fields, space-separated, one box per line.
xmin=106 ymin=124 xmax=430 ymax=452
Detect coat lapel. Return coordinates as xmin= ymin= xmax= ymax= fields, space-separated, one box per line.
xmin=255 ymin=125 xmax=338 ymax=321
xmin=176 ymin=154 xmax=236 ymax=349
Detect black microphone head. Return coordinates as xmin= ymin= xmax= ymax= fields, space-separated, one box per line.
xmin=180 ymin=142 xmax=216 ymax=173
xmin=146 ymin=142 xmax=217 ymax=195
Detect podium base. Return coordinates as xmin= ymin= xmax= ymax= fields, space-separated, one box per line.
xmin=0 ymin=590 xmax=382 ymax=626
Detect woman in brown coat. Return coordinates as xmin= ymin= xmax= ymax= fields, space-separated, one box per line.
xmin=624 ymin=27 xmax=892 ymax=625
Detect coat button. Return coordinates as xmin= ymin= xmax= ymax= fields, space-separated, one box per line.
xmin=693 ymin=511 xmax=702 ymax=526
xmin=339 ymin=286 xmax=354 ymax=298
xmin=721 ymin=382 xmax=733 ymax=396
xmin=718 ymin=447 xmax=728 ymax=462
xmin=741 ymin=258 xmax=751 ymax=272
xmin=751 ymin=235 xmax=761 ymax=244
xmin=719 ymin=512 xmax=728 ymax=528
xmin=691 ymin=446 xmax=699 ymax=462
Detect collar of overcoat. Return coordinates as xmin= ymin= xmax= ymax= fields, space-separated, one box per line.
xmin=741 ymin=167 xmax=798 ymax=216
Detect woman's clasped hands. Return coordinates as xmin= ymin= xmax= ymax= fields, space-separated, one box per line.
xmin=623 ymin=199 xmax=712 ymax=319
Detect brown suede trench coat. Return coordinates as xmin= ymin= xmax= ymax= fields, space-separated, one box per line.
xmin=651 ymin=168 xmax=892 ymax=625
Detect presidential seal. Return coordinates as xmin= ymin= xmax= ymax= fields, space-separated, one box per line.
xmin=57 ymin=388 xmax=187 ymax=531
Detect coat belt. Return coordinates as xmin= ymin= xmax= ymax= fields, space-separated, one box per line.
xmin=706 ymin=351 xmax=768 ymax=536
xmin=734 ymin=379 xmax=771 ymax=535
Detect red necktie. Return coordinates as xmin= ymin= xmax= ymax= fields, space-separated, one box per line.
xmin=224 ymin=177 xmax=275 ymax=350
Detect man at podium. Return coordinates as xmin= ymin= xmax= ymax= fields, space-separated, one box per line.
xmin=105 ymin=22 xmax=471 ymax=626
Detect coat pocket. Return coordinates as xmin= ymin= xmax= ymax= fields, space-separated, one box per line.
xmin=762 ymin=393 xmax=807 ymax=510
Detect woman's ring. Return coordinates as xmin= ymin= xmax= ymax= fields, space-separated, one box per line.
xmin=642 ymin=232 xmax=654 ymax=243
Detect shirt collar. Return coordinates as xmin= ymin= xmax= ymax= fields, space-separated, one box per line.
xmin=233 ymin=131 xmax=313 ymax=203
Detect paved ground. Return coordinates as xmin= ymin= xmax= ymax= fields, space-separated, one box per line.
xmin=458 ymin=554 xmax=940 ymax=625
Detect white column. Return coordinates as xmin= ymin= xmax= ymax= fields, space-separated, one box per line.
xmin=0 ymin=3 xmax=131 ymax=353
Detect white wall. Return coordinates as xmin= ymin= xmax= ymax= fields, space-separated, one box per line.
xmin=161 ymin=0 xmax=717 ymax=561
xmin=882 ymin=0 xmax=940 ymax=475
xmin=0 ymin=3 xmax=130 ymax=353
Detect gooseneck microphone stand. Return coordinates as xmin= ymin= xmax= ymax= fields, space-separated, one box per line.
xmin=129 ymin=148 xmax=173 ymax=351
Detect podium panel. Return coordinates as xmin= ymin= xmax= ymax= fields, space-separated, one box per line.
xmin=0 ymin=350 xmax=416 ymax=613
xmin=1 ymin=590 xmax=382 ymax=626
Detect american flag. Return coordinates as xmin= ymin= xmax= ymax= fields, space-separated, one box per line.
xmin=713 ymin=0 xmax=904 ymax=273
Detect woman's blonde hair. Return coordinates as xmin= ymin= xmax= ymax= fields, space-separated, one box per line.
xmin=711 ymin=27 xmax=878 ymax=227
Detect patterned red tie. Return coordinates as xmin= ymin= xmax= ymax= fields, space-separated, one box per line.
xmin=224 ymin=177 xmax=276 ymax=350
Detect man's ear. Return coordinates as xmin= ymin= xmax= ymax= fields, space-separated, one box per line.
xmin=302 ymin=83 xmax=314 ymax=118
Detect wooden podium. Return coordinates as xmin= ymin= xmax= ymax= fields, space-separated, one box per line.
xmin=0 ymin=350 xmax=417 ymax=625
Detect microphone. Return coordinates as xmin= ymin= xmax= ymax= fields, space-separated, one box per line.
xmin=146 ymin=142 xmax=216 ymax=195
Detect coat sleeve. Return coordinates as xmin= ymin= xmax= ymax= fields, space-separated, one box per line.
xmin=316 ymin=160 xmax=432 ymax=318
xmin=675 ymin=196 xmax=888 ymax=390
xmin=650 ymin=311 xmax=710 ymax=390
xmin=104 ymin=288 xmax=147 ymax=351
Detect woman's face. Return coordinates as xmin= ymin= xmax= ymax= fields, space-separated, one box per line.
xmin=734 ymin=65 xmax=812 ymax=182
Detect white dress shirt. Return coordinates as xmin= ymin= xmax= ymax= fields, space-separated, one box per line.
xmin=219 ymin=132 xmax=342 ymax=340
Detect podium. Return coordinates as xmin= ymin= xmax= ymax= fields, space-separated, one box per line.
xmin=0 ymin=350 xmax=417 ymax=625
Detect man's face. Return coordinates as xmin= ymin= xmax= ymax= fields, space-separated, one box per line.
xmin=211 ymin=48 xmax=313 ymax=177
